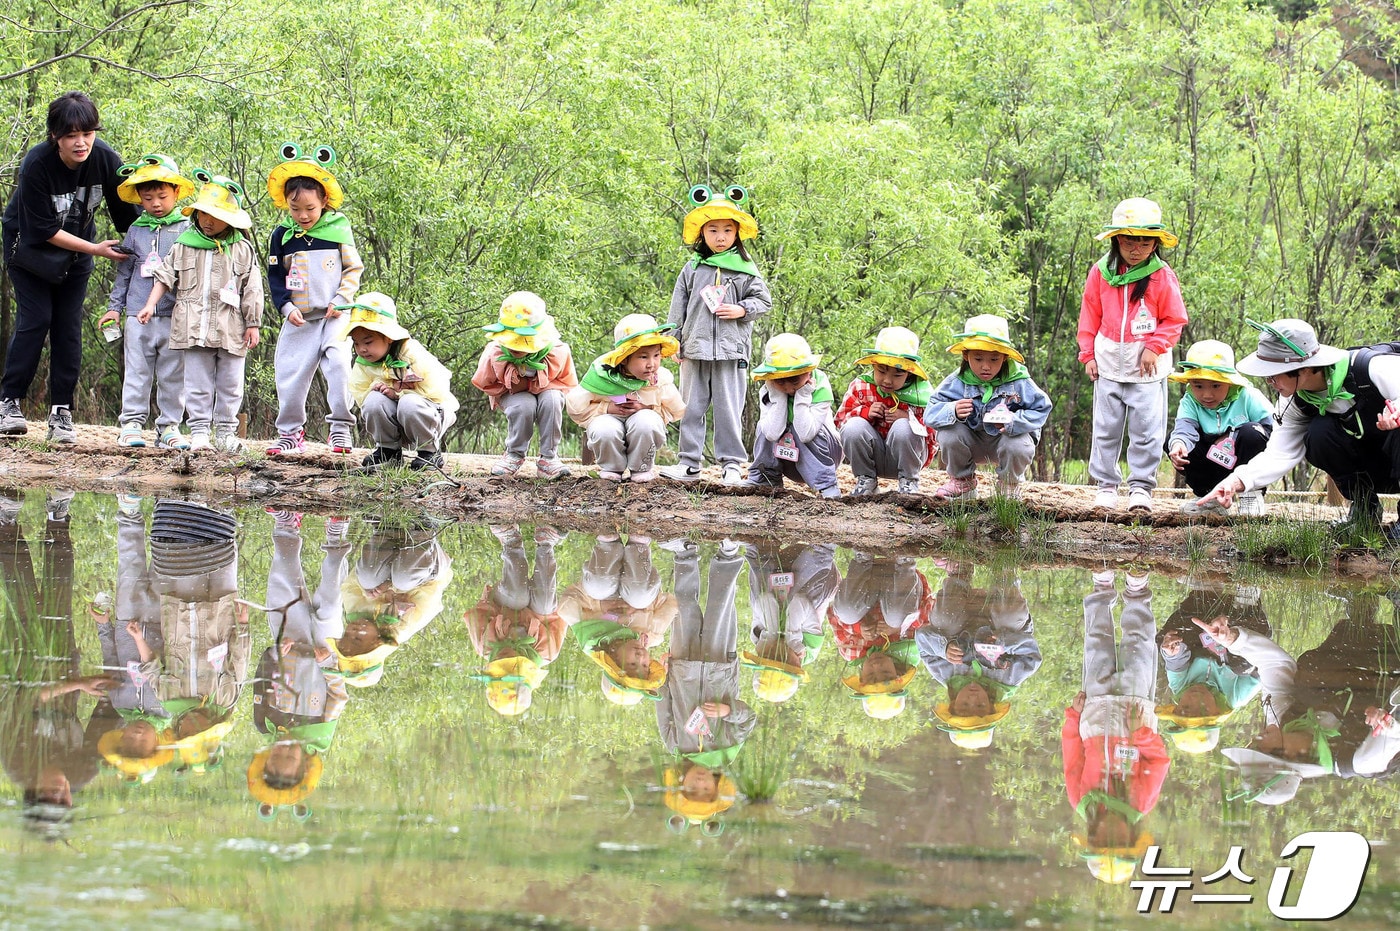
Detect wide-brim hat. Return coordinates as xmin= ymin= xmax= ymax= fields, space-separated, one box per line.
xmin=1094 ymin=197 xmax=1179 ymax=248
xmin=483 ymin=291 xmax=557 ymax=354
xmin=742 ymin=651 xmax=806 ymax=704
xmin=588 ymin=650 xmax=666 ymax=699
xmin=168 ymin=716 xmax=235 ymax=766
xmin=1075 ymin=831 xmax=1155 ymax=884
xmin=1222 ymin=747 xmax=1328 ymax=805
xmin=326 ymin=637 xmax=398 ymax=677
xmin=682 ymin=185 xmax=758 ymax=245
xmin=1164 ymin=727 xmax=1220 ymax=754
xmin=1169 ymin=339 xmax=1249 ymax=387
xmin=98 ymin=728 xmax=176 ymax=780
xmin=181 ymin=170 xmax=252 ymax=230
xmin=1236 ymin=318 xmax=1348 ymax=377
xmin=338 ymin=292 xmax=409 ymax=342
xmin=855 ymin=326 xmax=928 ymax=382
xmin=933 ymin=700 xmax=1012 ymax=732
xmin=117 ymin=153 xmax=195 ymax=205
xmin=752 ymin=334 xmax=821 ymax=381
xmin=947 ymin=314 xmax=1025 ymax=363
xmin=478 ymin=656 xmax=548 ymax=717
xmin=600 ymin=314 xmax=679 ymax=368
xmin=266 ymin=142 xmax=344 ymax=210
xmin=1156 ymin=704 xmax=1234 ymax=731
xmin=663 ymin=768 xmax=738 ymax=822
xmin=246 ymin=747 xmax=324 ymax=806
xmin=841 ymin=665 xmax=917 ymax=697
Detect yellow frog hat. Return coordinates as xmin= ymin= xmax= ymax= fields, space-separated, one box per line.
xmin=98 ymin=725 xmax=176 ymax=783
xmin=337 ymin=292 xmax=409 ymax=342
xmin=741 ymin=651 xmax=806 ymax=704
xmin=589 ymin=649 xmax=667 ymax=706
xmin=181 ymin=170 xmax=252 ymax=230
xmin=946 ymin=314 xmax=1025 ymax=364
xmin=1075 ymin=831 xmax=1155 ymax=885
xmin=325 ymin=635 xmax=399 ymax=688
xmin=169 ymin=716 xmax=236 ymax=775
xmin=856 ymin=326 xmax=929 ymax=382
xmin=247 ymin=746 xmax=324 ymax=809
xmin=473 ymin=656 xmax=549 ymax=717
xmin=933 ymin=700 xmax=1013 ymax=749
xmin=664 ymin=766 xmax=737 ymax=834
xmin=752 ymin=334 xmax=821 ymax=381
xmin=266 ymin=142 xmax=344 ymax=210
xmin=682 ymin=183 xmax=758 ymax=245
xmin=116 ymin=153 xmax=195 ymax=204
xmin=843 ymin=664 xmax=918 ymax=720
xmin=1168 ymin=340 xmax=1249 ymax=388
xmin=1095 ymin=197 xmax=1179 ymax=248
xmin=483 ymin=291 xmax=559 ymax=355
xmin=600 ymin=314 xmax=680 ymax=368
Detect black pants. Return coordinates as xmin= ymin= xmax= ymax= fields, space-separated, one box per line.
xmin=1305 ymin=412 xmax=1400 ymax=513
xmin=1 ymin=263 xmax=91 ymax=406
xmin=1180 ymin=422 xmax=1271 ymax=497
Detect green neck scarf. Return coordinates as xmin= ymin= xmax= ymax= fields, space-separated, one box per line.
xmin=177 ymin=225 xmax=244 ymax=253
xmin=572 ymin=618 xmax=637 ymax=652
xmin=487 ymin=638 xmax=543 ymax=666
xmin=946 ymin=671 xmax=1016 ymax=702
xmin=276 ymin=211 xmax=354 ymax=246
xmin=1075 ymin=789 xmax=1146 ymax=824
xmin=263 ymin=720 xmax=337 ymax=753
xmin=133 ymin=211 xmax=186 ymax=230
xmin=1296 ymin=359 xmax=1353 ymax=416
xmin=860 ymin=372 xmax=931 ymax=407
xmin=684 ymin=743 xmax=744 ymax=767
xmin=1282 ymin=709 xmax=1340 ymax=773
xmin=1097 ymin=252 xmax=1164 ymax=288
xmin=352 ymin=342 xmax=409 ymax=368
xmin=958 ymin=359 xmax=1029 ymax=403
xmin=580 ymin=358 xmax=648 ymax=397
xmin=694 ymin=248 xmax=760 ymax=277
xmin=499 ymin=345 xmax=552 ymax=371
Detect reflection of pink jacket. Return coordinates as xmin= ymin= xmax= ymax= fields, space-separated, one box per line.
xmin=1061 ymin=707 xmax=1170 ymax=815
xmin=470 ymin=342 xmax=577 ymax=410
xmin=1076 ymin=262 xmax=1187 ymax=373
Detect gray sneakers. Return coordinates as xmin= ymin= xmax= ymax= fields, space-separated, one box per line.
xmin=46 ymin=407 xmax=76 ymax=444
xmin=0 ymin=398 xmax=27 ymax=435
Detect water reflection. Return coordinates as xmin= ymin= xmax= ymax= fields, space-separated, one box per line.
xmin=830 ymin=551 xmax=930 ymax=719
xmin=741 ymin=541 xmax=839 ymax=704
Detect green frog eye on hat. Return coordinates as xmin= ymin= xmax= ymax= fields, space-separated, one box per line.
xmin=682 ymin=182 xmax=759 ymax=245
xmin=117 ymin=153 xmax=195 ymax=204
xmin=181 ymin=169 xmax=253 ymax=230
xmin=267 ymin=141 xmax=344 ymax=209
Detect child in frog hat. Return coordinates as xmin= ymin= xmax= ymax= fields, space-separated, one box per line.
xmin=925 ymin=314 xmax=1052 ymax=501
xmin=741 ymin=541 xmax=839 ymax=703
xmin=1167 ymin=340 xmax=1274 ymax=517
xmin=98 ymin=719 xmax=176 ymax=784
xmin=829 ymin=549 xmax=933 ymax=719
xmin=265 ymin=142 xmax=364 ymax=457
xmin=464 ymin=524 xmax=567 ymax=716
xmin=138 ymin=170 xmax=263 ymax=453
xmin=567 ymin=313 xmax=686 ymax=482
xmin=100 ymin=154 xmax=194 ymax=450
xmin=343 ymin=292 xmax=459 ymax=471
xmin=471 ymin=291 xmax=578 ymax=479
xmin=836 ymin=326 xmax=938 ymax=495
xmin=746 ymin=334 xmax=842 ymax=498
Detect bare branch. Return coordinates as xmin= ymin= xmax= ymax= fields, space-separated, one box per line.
xmin=0 ymin=0 xmax=196 ymax=83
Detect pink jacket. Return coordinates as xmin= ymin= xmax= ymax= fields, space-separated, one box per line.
xmin=1076 ymin=262 xmax=1187 ymax=382
xmin=470 ymin=341 xmax=578 ymax=410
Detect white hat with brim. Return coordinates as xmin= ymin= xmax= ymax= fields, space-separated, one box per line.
xmin=1168 ymin=339 xmax=1250 ymax=388
xmin=1222 ymin=747 xmax=1329 ymax=805
xmin=1236 ymin=318 xmax=1348 ymax=378
xmin=1094 ymin=197 xmax=1180 ymax=248
xmin=338 ymin=293 xmax=410 ymax=342
xmin=181 ymin=171 xmax=252 ymax=230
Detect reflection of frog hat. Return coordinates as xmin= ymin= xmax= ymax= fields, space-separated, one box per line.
xmin=181 ymin=169 xmax=252 ymax=230
xmin=663 ymin=766 xmax=737 ymax=830
xmin=98 ymin=727 xmax=176 ymax=782
xmin=117 ymin=153 xmax=195 ymax=204
xmin=484 ymin=291 xmax=559 ymax=355
xmin=325 ymin=634 xmax=399 ymax=688
xmin=855 ymin=326 xmax=929 ymax=383
xmin=933 ymin=700 xmax=1012 ymax=749
xmin=682 ymin=183 xmax=758 ymax=245
xmin=266 ymin=142 xmax=344 ymax=210
xmin=472 ymin=656 xmax=548 ymax=717
xmin=337 ymin=292 xmax=409 ymax=342
xmin=752 ymin=334 xmax=821 ymax=381
xmin=843 ymin=662 xmax=917 ymax=719
xmin=599 ymin=314 xmax=679 ymax=368
xmin=741 ymin=650 xmax=806 ymax=704
xmin=1156 ymin=701 xmax=1233 ymax=754
xmin=169 ymin=716 xmax=235 ymax=775
xmin=1074 ymin=832 xmax=1155 ymax=885
xmin=589 ymin=650 xmax=666 ymax=705
xmin=946 ymin=314 xmax=1025 ymax=363
xmin=247 ymin=745 xmax=324 ymax=809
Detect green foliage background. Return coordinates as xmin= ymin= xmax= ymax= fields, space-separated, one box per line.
xmin=2 ymin=0 xmax=1399 ymax=473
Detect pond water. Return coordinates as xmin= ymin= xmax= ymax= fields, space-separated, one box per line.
xmin=2 ymin=490 xmax=1400 ymax=929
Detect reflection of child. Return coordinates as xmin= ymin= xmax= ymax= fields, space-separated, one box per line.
xmin=829 ymin=551 xmax=932 ymax=719
xmin=746 ymin=334 xmax=842 ymax=498
xmin=917 ymin=563 xmax=1041 ymax=748
xmin=924 ymin=314 xmax=1052 ymax=501
xmin=741 ymin=542 xmax=839 ymax=703
xmin=567 ymin=313 xmax=686 ymax=482
xmin=835 ymin=327 xmax=937 ymax=495
xmin=1063 ymin=569 xmax=1169 ymax=885
xmin=464 ymin=525 xmax=568 ymax=716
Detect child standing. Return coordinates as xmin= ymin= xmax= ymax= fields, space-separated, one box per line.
xmin=137 ymin=171 xmax=262 ymax=452
xmin=100 ymin=155 xmax=193 ymax=449
xmin=265 ymin=144 xmax=363 ymax=456
xmin=662 ymin=184 xmax=772 ymax=485
xmin=567 ymin=313 xmax=686 ymax=482
xmin=343 ymin=292 xmax=458 ymax=471
xmin=1166 ymin=340 xmax=1273 ymax=517
xmin=746 ymin=334 xmax=842 ymax=498
xmin=471 ymin=291 xmax=578 ymax=479
xmin=836 ymin=326 xmax=938 ymax=495
xmin=924 ymin=315 xmax=1052 ymax=501
xmin=1078 ymin=198 xmax=1188 ymax=511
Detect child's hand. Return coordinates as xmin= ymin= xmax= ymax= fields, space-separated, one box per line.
xmin=98 ymin=310 xmax=119 ymax=327
xmin=373 ymin=382 xmax=401 ymax=401
xmin=326 ymin=306 xmax=343 ymax=319
xmin=1168 ymin=443 xmax=1190 ymax=470
xmin=1198 ymin=477 xmax=1243 ymax=510
xmin=953 ymin=398 xmax=974 ymax=420
xmin=1378 ymin=401 xmax=1400 ymax=432
xmin=945 ymin=643 xmax=965 ymax=664
xmin=136 ymin=306 xmax=154 ymax=325
xmin=883 ymin=405 xmax=903 ymax=423
xmin=1192 ymin=615 xmax=1237 ymax=647
xmin=74 ymin=675 xmax=118 ymax=696
xmin=701 ymin=701 xmax=732 ymax=718
xmin=314 ymin=646 xmax=331 ymax=663
xmin=715 ymin=303 xmax=746 ymax=320
xmin=1160 ymin=631 xmax=1185 ymax=656
xmin=868 ymin=401 xmax=886 ymax=422
xmin=1085 ymin=359 xmax=1099 ymax=381
xmin=124 ymin=620 xmax=145 ymax=642
xmin=244 ymin=326 xmax=260 ymax=349
xmin=1138 ymin=348 xmax=1161 ymax=378
xmin=608 ymin=399 xmax=641 ymax=417
xmin=513 ymin=363 xmax=537 ymax=379
xmin=1071 ymin=691 xmax=1086 ymax=713
xmin=287 ymin=308 xmax=305 ymax=327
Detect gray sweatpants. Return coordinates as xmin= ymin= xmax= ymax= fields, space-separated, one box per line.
xmin=831 ymin=553 xmax=923 ymax=631
xmin=749 ymin=425 xmax=841 ymax=494
xmin=676 ymin=358 xmax=748 ymax=469
xmin=121 ymin=314 xmax=185 ymax=429
xmin=1082 ymin=586 xmax=1158 ymax=700
xmin=582 ymin=538 xmax=661 ymax=609
xmin=936 ymin=422 xmax=1037 ymax=482
xmin=1089 ymin=377 xmax=1168 ymax=492
xmin=842 ymin=417 xmax=926 ymax=480
xmin=498 ymin=389 xmax=563 ymax=459
xmin=182 ymin=347 xmax=244 ymax=437
xmin=273 ymin=315 xmax=354 ymax=438
xmin=362 ymin=391 xmax=450 ymax=451
xmin=587 ymin=409 xmax=665 ymax=473
xmin=266 ymin=529 xmax=349 ymax=647
xmin=672 ymin=546 xmax=744 ymax=662
xmin=356 ymin=535 xmax=442 ymax=593
xmin=494 ymin=535 xmax=557 ymax=614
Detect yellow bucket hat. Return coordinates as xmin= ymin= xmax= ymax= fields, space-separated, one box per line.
xmin=98 ymin=727 xmax=176 ymax=782
xmin=116 ymin=153 xmax=195 ymax=204
xmin=475 ymin=656 xmax=549 ymax=717
xmin=1075 ymin=831 xmax=1155 ymax=885
xmin=855 ymin=326 xmax=928 ymax=382
xmin=266 ymin=141 xmax=344 ymax=210
xmin=933 ymin=700 xmax=1012 ymax=747
xmin=742 ymin=651 xmax=807 ymax=704
xmin=752 ymin=334 xmax=821 ymax=381
xmin=589 ymin=649 xmax=666 ymax=704
xmin=1156 ymin=702 xmax=1233 ymax=754
xmin=484 ymin=291 xmax=559 ymax=355
xmin=682 ymin=183 xmax=758 ymax=245
xmin=663 ymin=767 xmax=738 ymax=824
xmin=946 ymin=314 xmax=1025 ymax=363
xmin=181 ymin=170 xmax=253 ymax=230
xmin=337 ymin=292 xmax=410 ymax=342
xmin=326 ymin=635 xmax=399 ymax=686
xmin=169 ymin=716 xmax=235 ymax=772
xmin=599 ymin=314 xmax=679 ymax=368
xmin=246 ymin=746 xmax=324 ymax=807
xmin=1168 ymin=339 xmax=1249 ymax=388
xmin=1094 ymin=197 xmax=1179 ymax=248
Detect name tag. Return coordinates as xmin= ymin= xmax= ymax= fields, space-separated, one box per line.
xmin=983 ymin=402 xmax=1014 ymax=425
xmin=974 ymin=642 xmax=1006 ymax=666
xmin=285 ymin=268 xmax=307 ymax=291
xmin=685 ymin=707 xmax=713 ymax=737
xmin=1206 ymin=436 xmax=1238 ymax=469
xmin=1114 ymin=743 xmax=1140 ymax=763
xmin=1199 ymin=631 xmax=1228 ymax=660
xmin=908 ymin=411 xmax=928 ymax=437
xmin=700 ymin=284 xmax=725 ymax=314
xmin=207 ymin=642 xmax=228 ymax=671
xmin=1130 ymin=306 xmax=1156 ymax=336
xmin=775 ymin=432 xmax=800 ymax=462
xmin=218 ymin=281 xmax=240 ymax=307
xmin=140 ymin=250 xmax=161 ymax=279
xmin=769 ymin=572 xmax=794 ymax=590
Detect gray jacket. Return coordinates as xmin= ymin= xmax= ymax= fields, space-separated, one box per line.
xmin=667 ymin=257 xmax=772 ymax=361
xmin=108 ymin=219 xmax=189 ymax=317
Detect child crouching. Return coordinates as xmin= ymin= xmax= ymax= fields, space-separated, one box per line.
xmin=924 ymin=315 xmax=1052 ymax=501
xmin=746 ymin=334 xmax=842 ymax=498
xmin=835 ymin=326 xmax=937 ymax=495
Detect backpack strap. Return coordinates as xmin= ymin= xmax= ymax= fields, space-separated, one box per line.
xmin=1343 ymin=343 xmax=1400 ymax=395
